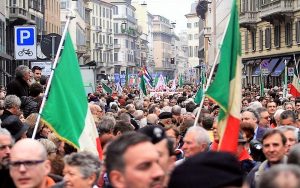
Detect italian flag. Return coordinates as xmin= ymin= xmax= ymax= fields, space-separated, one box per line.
xmin=41 ymin=32 xmax=102 ymax=159
xmin=205 ymin=0 xmax=241 ymax=153
xmin=290 ymin=74 xmax=300 ymax=97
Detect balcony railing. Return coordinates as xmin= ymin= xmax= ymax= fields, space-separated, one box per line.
xmin=240 ymin=11 xmax=258 ymax=26
xmin=260 ymin=0 xmax=293 ymax=20
xmin=9 ymin=7 xmax=28 ymax=21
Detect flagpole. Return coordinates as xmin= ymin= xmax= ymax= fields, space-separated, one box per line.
xmin=193 ymin=10 xmax=232 ymax=127
xmin=284 ymin=59 xmax=288 ymax=98
xmin=31 ymin=15 xmax=73 ymax=139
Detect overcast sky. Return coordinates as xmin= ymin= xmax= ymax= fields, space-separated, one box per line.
xmin=146 ymin=0 xmax=198 ymax=33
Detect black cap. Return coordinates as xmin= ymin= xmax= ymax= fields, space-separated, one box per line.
xmin=158 ymin=112 xmax=172 ymax=120
xmin=169 ymin=152 xmax=244 ymax=188
xmin=1 ymin=115 xmax=29 ymax=141
xmin=138 ymin=125 xmax=166 ymax=144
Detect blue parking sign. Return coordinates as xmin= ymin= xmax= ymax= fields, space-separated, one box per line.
xmin=16 ymin=28 xmax=34 ymax=45
xmin=14 ymin=26 xmax=37 ymax=60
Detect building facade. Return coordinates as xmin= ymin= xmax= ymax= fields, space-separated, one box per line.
xmin=45 ymin=0 xmax=60 ymax=34
xmin=152 ymin=15 xmax=176 ymax=79
xmin=110 ymin=0 xmax=139 ymax=76
xmin=240 ymin=0 xmax=300 ymax=87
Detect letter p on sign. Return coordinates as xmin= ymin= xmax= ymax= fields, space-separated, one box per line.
xmin=16 ymin=28 xmax=34 ymax=45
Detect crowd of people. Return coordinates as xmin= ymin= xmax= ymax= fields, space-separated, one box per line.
xmin=1 ymin=65 xmax=300 ymax=188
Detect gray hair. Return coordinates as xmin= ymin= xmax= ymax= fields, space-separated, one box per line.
xmin=256 ymin=107 xmax=268 ymax=119
xmin=288 ymin=143 xmax=300 ymax=165
xmin=134 ymin=100 xmax=144 ymax=110
xmin=64 ymin=151 xmax=101 ymax=184
xmin=258 ymin=164 xmax=300 ymax=188
xmin=244 ymin=107 xmax=259 ymax=122
xmin=15 ymin=65 xmax=30 ymax=78
xmin=133 ymin=110 xmax=144 ymax=120
xmin=119 ymin=112 xmax=131 ymax=123
xmin=277 ymin=126 xmax=298 ymax=142
xmin=98 ymin=116 xmax=116 ymax=135
xmin=0 ymin=128 xmax=14 ymax=143
xmin=4 ymin=95 xmax=21 ymax=109
xmin=186 ymin=126 xmax=211 ymax=147
xmin=172 ymin=105 xmax=182 ymax=116
xmin=38 ymin=138 xmax=57 ymax=155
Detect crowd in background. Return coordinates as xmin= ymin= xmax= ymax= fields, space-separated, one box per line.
xmin=1 ymin=65 xmax=300 ymax=188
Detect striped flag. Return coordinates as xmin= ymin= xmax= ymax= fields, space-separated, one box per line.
xmin=290 ymin=74 xmax=300 ymax=97
xmin=41 ymin=33 xmax=102 ymax=158
xmin=102 ymin=82 xmax=112 ymax=94
xmin=205 ymin=0 xmax=241 ymax=153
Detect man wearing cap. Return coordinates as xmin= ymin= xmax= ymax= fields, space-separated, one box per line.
xmin=158 ymin=112 xmax=173 ymax=127
xmin=0 ymin=128 xmax=16 ymax=187
xmin=139 ymin=125 xmax=176 ymax=187
xmin=1 ymin=115 xmax=29 ymax=141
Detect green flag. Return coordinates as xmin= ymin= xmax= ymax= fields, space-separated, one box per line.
xmin=41 ymin=32 xmax=101 ymax=156
xmin=194 ymin=87 xmax=203 ymax=104
xmin=102 ymin=82 xmax=112 ymax=94
xmin=179 ymin=74 xmax=183 ymax=88
xmin=260 ymin=72 xmax=264 ymax=97
xmin=154 ymin=75 xmax=159 ymax=87
xmin=140 ymin=76 xmax=147 ymax=96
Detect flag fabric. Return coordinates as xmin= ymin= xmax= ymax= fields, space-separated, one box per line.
xmin=194 ymin=87 xmax=203 ymax=104
xmin=155 ymin=74 xmax=167 ymax=91
xmin=102 ymin=82 xmax=112 ymax=94
xmin=116 ymin=82 xmax=123 ymax=95
xmin=179 ymin=74 xmax=184 ymax=88
xmin=170 ymin=79 xmax=176 ymax=91
xmin=154 ymin=74 xmax=159 ymax=87
xmin=260 ymin=71 xmax=264 ymax=97
xmin=41 ymin=32 xmax=102 ymax=158
xmin=205 ymin=0 xmax=241 ymax=153
xmin=290 ymin=74 xmax=300 ymax=97
xmin=140 ymin=75 xmax=147 ymax=96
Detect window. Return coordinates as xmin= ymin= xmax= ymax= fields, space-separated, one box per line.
xmin=251 ymin=30 xmax=256 ymax=51
xmin=194 ymin=34 xmax=199 ymax=39
xmin=188 ymin=34 xmax=192 ymax=40
xmin=189 ymin=46 xmax=193 ymax=57
xmin=194 ymin=46 xmax=199 ymax=57
xmin=296 ymin=21 xmax=300 ymax=44
xmin=194 ymin=22 xmax=199 ymax=27
xmin=245 ymin=30 xmax=249 ymax=52
xmin=187 ymin=23 xmax=191 ymax=28
xmin=285 ymin=22 xmax=292 ymax=46
xmin=114 ymin=23 xmax=118 ymax=34
xmin=274 ymin=24 xmax=280 ymax=48
xmin=265 ymin=27 xmax=271 ymax=49
xmin=259 ymin=30 xmax=263 ymax=51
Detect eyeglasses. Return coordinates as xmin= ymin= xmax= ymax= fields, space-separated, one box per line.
xmin=9 ymin=160 xmax=45 ymax=170
xmin=262 ymin=116 xmax=270 ymax=120
xmin=0 ymin=144 xmax=12 ymax=150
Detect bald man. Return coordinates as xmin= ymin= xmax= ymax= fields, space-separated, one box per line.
xmin=9 ymin=138 xmax=52 ymax=188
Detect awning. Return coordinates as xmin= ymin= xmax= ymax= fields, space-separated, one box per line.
xmin=265 ymin=58 xmax=280 ymax=75
xmin=271 ymin=57 xmax=291 ymax=76
xmin=252 ymin=59 xmax=269 ymax=76
xmin=245 ymin=60 xmax=254 ymax=65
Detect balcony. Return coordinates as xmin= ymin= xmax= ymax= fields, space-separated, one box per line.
xmin=95 ymin=26 xmax=102 ymax=33
xmin=105 ymin=44 xmax=113 ymax=51
xmin=76 ymin=45 xmax=87 ymax=55
xmin=240 ymin=11 xmax=259 ymax=29
xmin=95 ymin=43 xmax=104 ymax=49
xmin=260 ymin=0 xmax=293 ymax=23
xmin=106 ymin=28 xmax=112 ymax=35
xmin=9 ymin=7 xmax=29 ymax=23
xmin=114 ymin=44 xmax=121 ymax=49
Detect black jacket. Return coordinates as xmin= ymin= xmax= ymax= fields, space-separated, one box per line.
xmin=6 ymin=77 xmax=29 ymax=98
xmin=21 ymin=96 xmax=39 ymax=118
